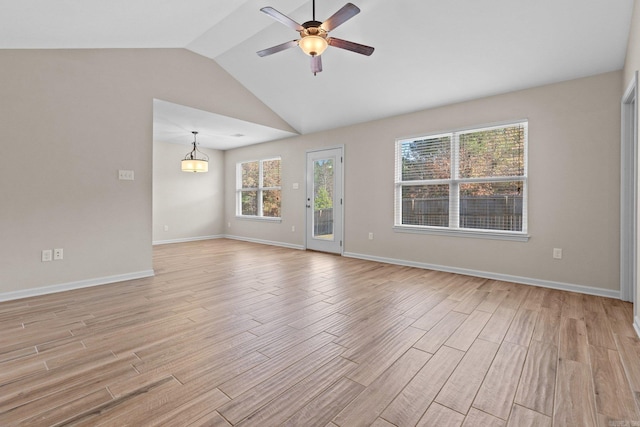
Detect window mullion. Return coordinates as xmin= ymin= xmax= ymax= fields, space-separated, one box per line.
xmin=458 ymin=175 xmax=525 ymax=184
xmin=258 ymin=160 xmax=264 ymax=217
xmin=450 ymin=132 xmax=460 ymax=228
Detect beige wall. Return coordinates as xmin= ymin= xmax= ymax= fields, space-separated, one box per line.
xmin=0 ymin=46 xmax=627 ymax=301
xmin=153 ymin=141 xmax=224 ymax=244
xmin=226 ymin=71 xmax=623 ymax=294
xmin=0 ymin=48 xmax=293 ymax=297
xmin=623 ymin=0 xmax=640 ymax=327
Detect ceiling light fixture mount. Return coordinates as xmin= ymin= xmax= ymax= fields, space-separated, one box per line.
xmin=181 ymin=131 xmax=209 ymax=173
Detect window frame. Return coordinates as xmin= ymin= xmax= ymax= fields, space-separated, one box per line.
xmin=236 ymin=157 xmax=282 ymax=221
xmin=394 ymin=120 xmax=529 ymax=241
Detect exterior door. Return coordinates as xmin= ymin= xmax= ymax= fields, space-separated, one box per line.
xmin=306 ymin=147 xmax=343 ymax=254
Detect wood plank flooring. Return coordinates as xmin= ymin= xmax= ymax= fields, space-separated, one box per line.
xmin=1 ymin=239 xmax=639 ymax=426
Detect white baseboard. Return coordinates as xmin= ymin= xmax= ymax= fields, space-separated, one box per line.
xmin=343 ymin=251 xmax=621 ymax=300
xmin=153 ymin=235 xmax=223 ymax=245
xmin=0 ymin=270 xmax=155 ymax=302
xmin=634 ymin=316 xmax=640 ymax=339
xmin=224 ymin=234 xmax=305 ymax=251
xmin=1 ymin=244 xmax=623 ymax=304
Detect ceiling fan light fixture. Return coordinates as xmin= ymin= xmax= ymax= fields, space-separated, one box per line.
xmin=299 ymin=35 xmax=328 ymax=56
xmin=258 ymin=2 xmax=374 ymax=73
xmin=181 ymin=131 xmax=209 ymax=173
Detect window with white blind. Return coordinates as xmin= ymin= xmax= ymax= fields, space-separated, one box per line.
xmin=236 ymin=158 xmax=281 ymax=219
xmin=394 ymin=121 xmax=528 ymax=240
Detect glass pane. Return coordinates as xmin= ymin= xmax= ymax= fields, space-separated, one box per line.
xmin=401 ymin=184 xmax=449 ymax=227
xmin=262 ymin=189 xmax=281 ymax=217
xmin=459 ymin=125 xmax=525 ymax=178
xmin=263 ymin=159 xmax=281 ymax=187
xmin=460 ymin=181 xmax=524 ymax=231
xmin=401 ymin=136 xmax=451 ymax=181
xmin=241 ymin=190 xmax=258 ymax=216
xmin=313 ymin=159 xmax=334 ymax=239
xmin=241 ymin=161 xmax=259 ymax=188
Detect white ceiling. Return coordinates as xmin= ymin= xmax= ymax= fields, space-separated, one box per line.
xmin=0 ymin=0 xmax=634 ymax=146
xmin=153 ymin=99 xmax=297 ymax=150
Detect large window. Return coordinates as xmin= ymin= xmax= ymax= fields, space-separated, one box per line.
xmin=237 ymin=158 xmax=281 ymax=219
xmin=395 ymin=121 xmax=527 ymax=239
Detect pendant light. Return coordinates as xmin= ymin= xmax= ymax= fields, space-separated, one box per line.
xmin=181 ymin=131 xmax=209 ymax=173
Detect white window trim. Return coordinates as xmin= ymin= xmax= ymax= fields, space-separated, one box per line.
xmin=394 ymin=121 xmax=529 ymax=241
xmin=235 ymin=215 xmax=282 ymax=223
xmin=236 ymin=157 xmax=282 ymax=221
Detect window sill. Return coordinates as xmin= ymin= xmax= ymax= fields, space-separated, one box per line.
xmin=236 ymin=215 xmax=282 ymax=223
xmin=393 ymin=225 xmax=530 ymax=242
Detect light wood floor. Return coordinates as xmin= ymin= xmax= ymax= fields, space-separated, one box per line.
xmin=1 ymin=239 xmax=639 ymax=426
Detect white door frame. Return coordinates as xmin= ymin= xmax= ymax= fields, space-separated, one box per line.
xmin=621 ymin=71 xmax=638 ymax=306
xmin=305 ymin=146 xmax=344 ymax=254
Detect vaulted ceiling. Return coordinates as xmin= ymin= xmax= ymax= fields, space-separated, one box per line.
xmin=0 ymin=0 xmax=634 ymax=146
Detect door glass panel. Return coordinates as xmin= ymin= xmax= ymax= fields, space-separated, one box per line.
xmin=313 ymin=158 xmax=334 ymax=240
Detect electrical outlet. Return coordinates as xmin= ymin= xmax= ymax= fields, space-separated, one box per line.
xmin=228 ymin=222 xmax=231 ymax=228
xmin=42 ymin=249 xmax=52 ymax=262
xmin=291 ymin=225 xmax=295 ymax=232
xmin=163 ymin=225 xmax=169 ymax=232
xmin=553 ymin=248 xmax=562 ymax=259
xmin=368 ymin=232 xmax=374 ymax=240
xmin=53 ymin=248 xmax=64 ymax=260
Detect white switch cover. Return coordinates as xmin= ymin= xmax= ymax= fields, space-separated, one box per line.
xmin=42 ymin=249 xmax=52 ymax=262
xmin=292 ymin=183 xmax=299 ymax=190
xmin=118 ymin=170 xmax=134 ymax=180
xmin=553 ymin=248 xmax=562 ymax=259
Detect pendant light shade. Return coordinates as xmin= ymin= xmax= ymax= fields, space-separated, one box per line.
xmin=181 ymin=131 xmax=209 ymax=173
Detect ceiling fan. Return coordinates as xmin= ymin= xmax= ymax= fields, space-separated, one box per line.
xmin=257 ymin=0 xmax=374 ymax=75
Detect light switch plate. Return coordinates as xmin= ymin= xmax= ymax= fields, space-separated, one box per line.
xmin=118 ymin=170 xmax=134 ymax=180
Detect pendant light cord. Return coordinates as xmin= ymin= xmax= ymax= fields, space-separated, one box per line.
xmin=312 ymin=0 xmax=316 ymax=21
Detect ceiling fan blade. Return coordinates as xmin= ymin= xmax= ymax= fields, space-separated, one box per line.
xmin=257 ymin=40 xmax=299 ymax=57
xmin=260 ymin=7 xmax=304 ymax=31
xmin=320 ymin=3 xmax=360 ymax=31
xmin=311 ymin=55 xmax=323 ymax=74
xmin=327 ymin=37 xmax=374 ymax=56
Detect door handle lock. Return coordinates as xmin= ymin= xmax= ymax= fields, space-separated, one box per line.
xmin=306 ymin=204 xmax=311 ymax=208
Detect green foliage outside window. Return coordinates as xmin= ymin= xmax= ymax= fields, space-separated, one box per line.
xmin=396 ymin=122 xmax=527 ymax=232
xmin=238 ymin=158 xmax=281 ymax=218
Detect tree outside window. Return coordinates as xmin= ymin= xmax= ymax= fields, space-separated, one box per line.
xmin=237 ymin=158 xmax=281 ymax=218
xmin=395 ymin=122 xmax=527 ymax=234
